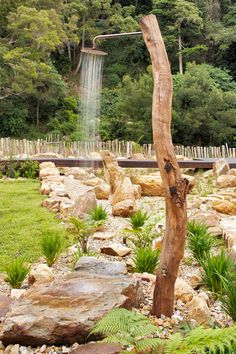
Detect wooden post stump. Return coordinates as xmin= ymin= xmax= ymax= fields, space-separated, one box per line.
xmin=140 ymin=14 xmax=189 ymax=317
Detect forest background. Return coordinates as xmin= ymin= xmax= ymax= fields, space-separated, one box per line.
xmin=0 ymin=0 xmax=236 ymax=146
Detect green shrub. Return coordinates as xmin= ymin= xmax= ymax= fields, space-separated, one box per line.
xmin=20 ymin=160 xmax=39 ymax=179
xmin=41 ymin=231 xmax=63 ymax=266
xmin=201 ymin=250 xmax=234 ymax=296
xmin=134 ymin=247 xmax=160 ymax=274
xmin=69 ymin=217 xmax=95 ymax=253
xmin=6 ymin=257 xmax=30 ymax=288
xmin=129 ymin=209 xmax=149 ymax=230
xmin=187 ymin=221 xmax=216 ymax=262
xmin=91 ymin=308 xmax=236 ymax=353
xmin=221 ymin=279 xmax=236 ymax=322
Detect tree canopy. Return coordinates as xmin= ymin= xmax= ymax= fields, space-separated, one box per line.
xmin=0 ymin=0 xmax=235 ymax=146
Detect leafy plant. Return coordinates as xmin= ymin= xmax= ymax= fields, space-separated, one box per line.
xmin=187 ymin=221 xmax=216 ymax=262
xmin=91 ymin=308 xmax=236 ymax=354
xmin=6 ymin=256 xmax=30 ymax=288
xmin=133 ymin=247 xmax=160 ymax=274
xmin=20 ymin=160 xmax=39 ymax=179
xmin=41 ymin=231 xmax=63 ymax=266
xmin=69 ymin=217 xmax=95 ymax=253
xmin=201 ymin=250 xmax=234 ymax=296
xmin=128 ymin=223 xmax=159 ymax=249
xmin=90 ymin=308 xmax=161 ymax=353
xmin=129 ymin=209 xmax=149 ymax=230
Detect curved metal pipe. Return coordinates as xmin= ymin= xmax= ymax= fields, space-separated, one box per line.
xmin=92 ymin=31 xmax=143 ymax=49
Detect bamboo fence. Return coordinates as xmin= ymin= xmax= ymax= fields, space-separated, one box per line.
xmin=0 ymin=137 xmax=235 ymax=159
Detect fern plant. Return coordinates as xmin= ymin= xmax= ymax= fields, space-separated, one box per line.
xmin=90 ymin=308 xmax=161 ymax=353
xmin=91 ymin=308 xmax=236 ymax=354
xmin=129 ymin=209 xmax=149 ymax=230
xmin=187 ymin=221 xmax=216 ymax=262
xmin=201 ymin=250 xmax=234 ymax=296
xmin=41 ymin=231 xmax=63 ymax=266
xmin=165 ymin=325 xmax=236 ymax=354
xmin=134 ymin=247 xmax=160 ymax=274
xmin=6 ymin=256 xmax=30 ymax=288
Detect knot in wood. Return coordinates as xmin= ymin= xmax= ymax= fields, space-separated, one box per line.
xmin=164 ymin=159 xmax=172 ymax=173
xmin=161 ymin=265 xmax=168 ymax=277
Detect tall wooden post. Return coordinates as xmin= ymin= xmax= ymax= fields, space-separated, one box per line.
xmin=140 ymin=14 xmax=189 ymax=317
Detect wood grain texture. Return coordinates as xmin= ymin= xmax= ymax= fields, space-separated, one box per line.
xmin=140 ymin=14 xmax=189 ymax=317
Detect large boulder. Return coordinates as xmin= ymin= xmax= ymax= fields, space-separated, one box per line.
xmin=132 ymin=175 xmax=164 ymax=196
xmin=1 ymin=258 xmax=143 ymax=346
xmin=228 ymin=169 xmax=236 ymax=177
xmin=132 ymin=173 xmax=195 ymax=197
xmin=101 ymin=151 xmax=126 ymax=193
xmin=100 ymin=244 xmax=132 ymax=257
xmin=64 ymin=176 xmax=97 ymax=217
xmin=0 ymin=296 xmax=12 ymax=320
xmin=42 ymin=196 xmax=71 ymax=213
xmin=188 ymin=210 xmax=221 ymax=228
xmin=175 ymin=278 xmax=194 ymax=303
xmin=213 ymin=159 xmax=230 ymax=177
xmin=94 ymin=183 xmax=111 ymax=200
xmin=217 ymin=175 xmax=236 ymax=188
xmin=187 ymin=294 xmax=212 ymax=326
xmin=212 ymin=200 xmax=236 ymax=215
xmin=112 ymin=177 xmax=137 ymax=217
xmin=63 ymin=167 xmax=91 ymax=180
xmin=39 ymin=162 xmax=56 ymax=169
xmin=28 ymin=264 xmax=55 ymax=286
xmin=39 ymin=167 xmax=60 ymax=181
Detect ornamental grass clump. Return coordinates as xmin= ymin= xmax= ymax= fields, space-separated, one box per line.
xmin=220 ymin=277 xmax=236 ymax=322
xmin=187 ymin=221 xmax=216 ymax=262
xmin=89 ymin=205 xmax=108 ymax=229
xmin=6 ymin=256 xmax=30 ymax=288
xmin=129 ymin=209 xmax=149 ymax=230
xmin=201 ymin=250 xmax=234 ymax=297
xmin=41 ymin=231 xmax=63 ymax=266
xmin=134 ymin=247 xmax=160 ymax=274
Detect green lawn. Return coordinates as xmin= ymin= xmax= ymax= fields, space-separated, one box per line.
xmin=0 ymin=179 xmax=66 ymax=271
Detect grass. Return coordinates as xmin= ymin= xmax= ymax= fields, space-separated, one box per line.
xmin=0 ymin=179 xmax=66 ymax=271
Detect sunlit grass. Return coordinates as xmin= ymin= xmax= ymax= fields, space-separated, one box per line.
xmin=0 ymin=179 xmax=66 ymax=271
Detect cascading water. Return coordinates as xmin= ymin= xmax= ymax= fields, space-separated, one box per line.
xmin=79 ymin=48 xmax=107 ymax=143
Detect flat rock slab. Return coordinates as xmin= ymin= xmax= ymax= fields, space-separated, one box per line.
xmin=1 ymin=260 xmax=142 ymax=346
xmin=100 ymin=244 xmax=131 ymax=257
xmin=75 ymin=257 xmax=127 ymax=276
xmin=71 ymin=343 xmax=122 ymax=354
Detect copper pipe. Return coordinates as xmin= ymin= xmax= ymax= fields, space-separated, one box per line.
xmin=92 ymin=31 xmax=143 ymax=49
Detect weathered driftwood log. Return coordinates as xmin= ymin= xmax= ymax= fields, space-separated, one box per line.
xmin=140 ymin=14 xmax=189 ymax=317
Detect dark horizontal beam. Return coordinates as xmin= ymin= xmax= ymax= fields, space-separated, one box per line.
xmin=1 ymin=158 xmax=236 ymax=169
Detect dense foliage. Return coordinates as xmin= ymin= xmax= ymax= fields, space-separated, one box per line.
xmin=0 ymin=0 xmax=235 ymax=145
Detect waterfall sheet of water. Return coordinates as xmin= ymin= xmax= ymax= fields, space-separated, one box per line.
xmin=79 ymin=51 xmax=105 ymax=142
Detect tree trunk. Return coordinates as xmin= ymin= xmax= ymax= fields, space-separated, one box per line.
xmin=140 ymin=14 xmax=189 ymax=317
xmin=178 ymin=27 xmax=183 ymax=74
xmin=67 ymin=41 xmax=72 ymax=62
xmin=36 ymin=99 xmax=40 ymax=127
